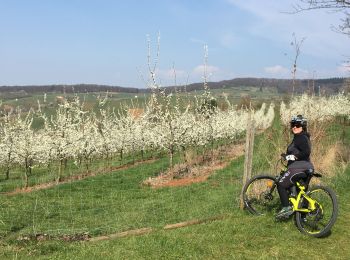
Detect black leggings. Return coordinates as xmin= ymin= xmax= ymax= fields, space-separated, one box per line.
xmin=277 ymin=168 xmax=307 ymax=207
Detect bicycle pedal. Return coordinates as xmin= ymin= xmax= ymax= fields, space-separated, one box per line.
xmin=275 ymin=210 xmax=294 ymax=220
xmin=275 ymin=214 xmax=291 ymax=221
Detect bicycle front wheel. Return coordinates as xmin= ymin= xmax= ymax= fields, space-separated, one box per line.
xmin=295 ymin=185 xmax=338 ymax=238
xmin=243 ymin=175 xmax=280 ymax=215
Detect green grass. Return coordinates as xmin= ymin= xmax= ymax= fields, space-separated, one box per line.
xmin=0 ymin=155 xmax=242 ymax=237
xmin=0 ymin=162 xmax=349 ymax=259
xmin=0 ymin=153 xmax=244 ymax=258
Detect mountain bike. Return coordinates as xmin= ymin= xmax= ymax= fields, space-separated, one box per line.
xmin=242 ymin=157 xmax=338 ymax=238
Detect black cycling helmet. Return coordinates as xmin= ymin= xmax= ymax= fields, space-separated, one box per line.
xmin=290 ymin=114 xmax=307 ymax=128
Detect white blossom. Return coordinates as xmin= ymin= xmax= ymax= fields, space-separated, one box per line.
xmin=280 ymin=93 xmax=350 ymax=124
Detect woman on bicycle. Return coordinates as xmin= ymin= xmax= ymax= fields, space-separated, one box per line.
xmin=276 ymin=115 xmax=314 ymax=218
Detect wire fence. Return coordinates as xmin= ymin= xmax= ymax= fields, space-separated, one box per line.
xmin=0 ymin=158 xmax=242 ymax=239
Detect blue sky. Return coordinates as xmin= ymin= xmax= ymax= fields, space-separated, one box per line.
xmin=0 ymin=0 xmax=349 ymax=88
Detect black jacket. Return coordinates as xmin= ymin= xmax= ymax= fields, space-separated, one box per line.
xmin=286 ymin=131 xmax=311 ymax=165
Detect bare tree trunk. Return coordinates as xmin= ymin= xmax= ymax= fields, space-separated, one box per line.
xmin=210 ymin=133 xmax=214 ymax=160
xmin=64 ymin=158 xmax=68 ymax=170
xmin=141 ymin=149 xmax=144 ymax=161
xmin=181 ymin=145 xmax=188 ymax=164
xmin=57 ymin=159 xmax=63 ymax=184
xmin=29 ymin=158 xmax=33 ymax=176
xmin=85 ymin=159 xmax=90 ymax=172
xmin=24 ymin=170 xmax=29 ymax=188
xmin=24 ymin=157 xmax=29 ymax=188
xmin=120 ymin=148 xmax=124 ymax=165
xmin=169 ymin=145 xmax=174 ymax=169
xmin=132 ymin=142 xmax=136 ymax=165
xmin=6 ymin=166 xmax=10 ymax=180
xmin=6 ymin=152 xmax=11 ymax=180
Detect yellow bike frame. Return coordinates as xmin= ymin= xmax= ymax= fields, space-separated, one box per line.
xmin=289 ymin=182 xmax=319 ymax=213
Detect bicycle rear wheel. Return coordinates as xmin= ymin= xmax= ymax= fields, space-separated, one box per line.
xmin=295 ymin=185 xmax=338 ymax=238
xmin=243 ymin=175 xmax=280 ymax=215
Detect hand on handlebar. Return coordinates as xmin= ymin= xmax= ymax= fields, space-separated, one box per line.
xmin=280 ymin=153 xmax=296 ymax=161
xmin=285 ymin=154 xmax=296 ymax=161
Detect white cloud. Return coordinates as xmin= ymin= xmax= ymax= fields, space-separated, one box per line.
xmin=152 ymin=68 xmax=189 ymax=86
xmin=145 ymin=65 xmax=234 ymax=86
xmin=193 ymin=65 xmax=220 ymax=78
xmin=337 ymin=63 xmax=350 ymax=75
xmin=296 ymin=67 xmax=312 ymax=78
xmin=220 ymin=33 xmax=238 ymax=48
xmin=156 ymin=68 xmax=187 ymax=78
xmin=225 ymin=0 xmax=349 ymax=59
xmin=285 ymin=61 xmax=350 ymax=80
xmin=264 ymin=65 xmax=290 ymax=76
xmin=226 ymin=0 xmax=292 ymax=21
xmin=264 ymin=64 xmax=313 ymax=78
xmin=190 ymin=37 xmax=207 ymax=45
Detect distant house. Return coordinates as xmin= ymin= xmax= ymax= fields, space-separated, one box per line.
xmin=128 ymin=108 xmax=144 ymax=119
xmin=56 ymin=96 xmax=65 ymax=104
xmin=2 ymin=104 xmax=14 ymax=114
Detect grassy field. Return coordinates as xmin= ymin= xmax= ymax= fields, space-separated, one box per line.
xmin=0 ymin=114 xmax=349 ymax=259
xmin=1 ymin=167 xmax=349 ymax=259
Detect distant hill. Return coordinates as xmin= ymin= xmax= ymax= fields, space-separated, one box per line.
xmin=173 ymin=77 xmax=348 ymax=95
xmin=0 ymin=77 xmax=348 ymax=96
xmin=0 ymin=84 xmax=144 ymax=94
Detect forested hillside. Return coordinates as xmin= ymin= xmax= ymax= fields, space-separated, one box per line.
xmin=0 ymin=77 xmax=348 ymax=99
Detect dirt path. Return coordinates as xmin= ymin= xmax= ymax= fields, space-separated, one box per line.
xmin=17 ymin=214 xmax=228 ymax=243
xmin=143 ymin=142 xmax=245 ymax=188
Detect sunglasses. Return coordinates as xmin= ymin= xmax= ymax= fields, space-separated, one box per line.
xmin=291 ymin=124 xmax=302 ymax=129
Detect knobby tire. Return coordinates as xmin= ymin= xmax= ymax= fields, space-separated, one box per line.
xmin=243 ymin=175 xmax=279 ymax=215
xmin=295 ymin=185 xmax=338 ymax=238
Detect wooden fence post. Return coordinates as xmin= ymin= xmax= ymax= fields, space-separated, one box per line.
xmin=240 ymin=109 xmax=255 ymax=209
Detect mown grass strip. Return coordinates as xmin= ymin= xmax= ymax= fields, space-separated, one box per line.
xmin=88 ymin=214 xmax=228 ymax=242
xmin=2 ymin=158 xmax=157 ymax=196
xmin=89 ymin=227 xmax=154 ymax=242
